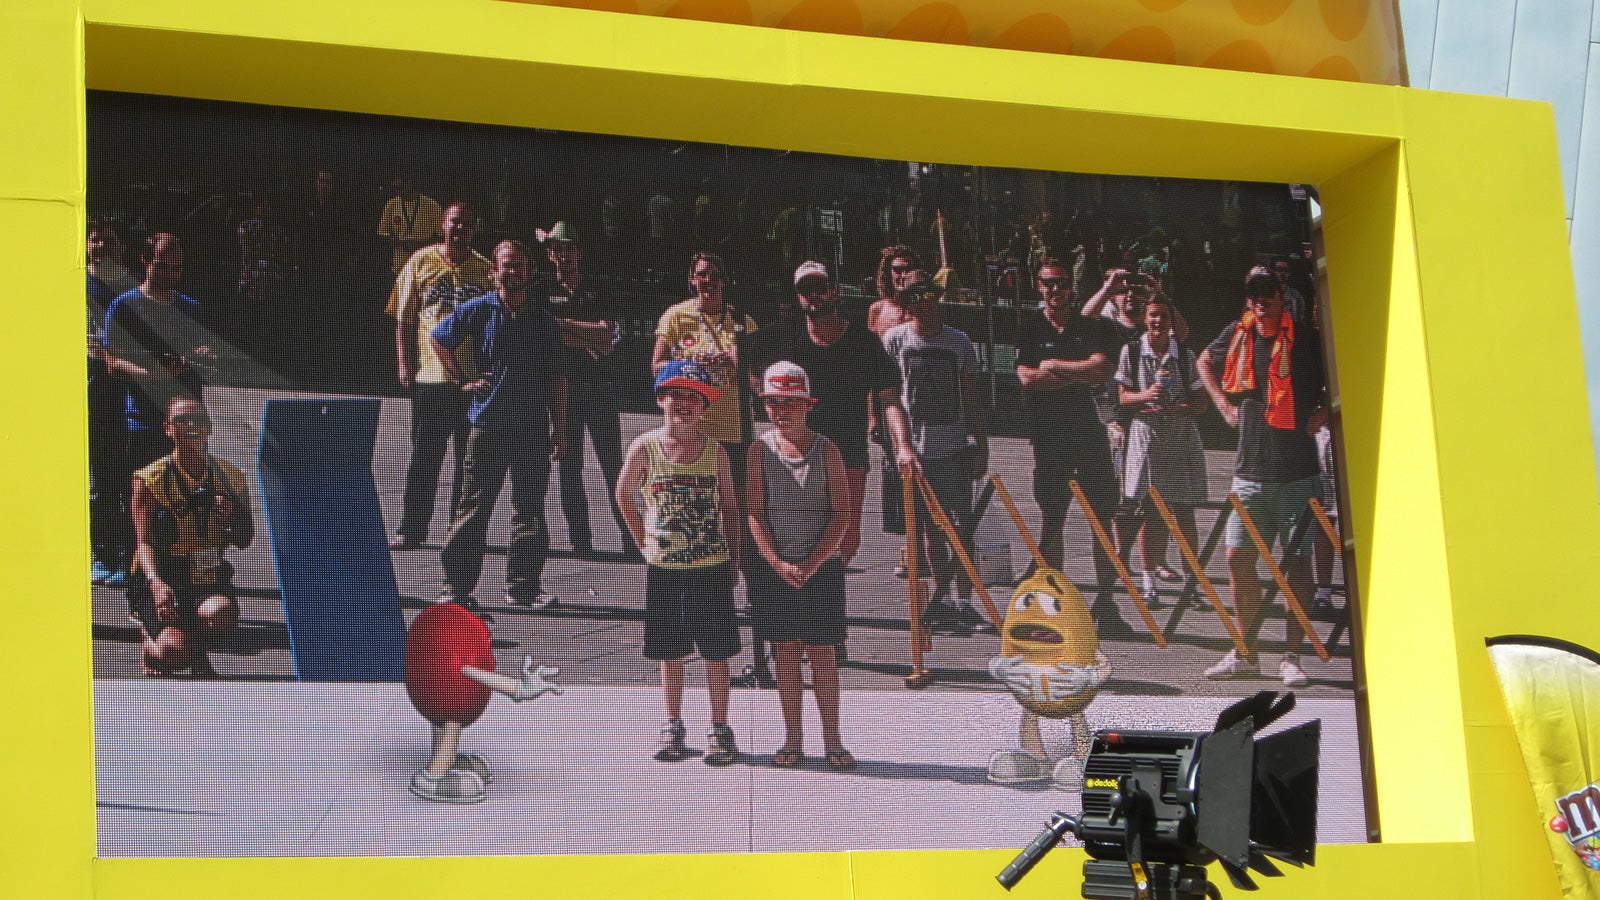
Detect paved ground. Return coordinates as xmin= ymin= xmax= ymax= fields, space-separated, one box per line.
xmin=91 ymin=384 xmax=1362 ymax=857
xmin=94 ymin=684 xmax=1365 ymax=857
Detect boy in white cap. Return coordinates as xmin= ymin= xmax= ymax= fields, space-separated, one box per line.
xmin=746 ymin=361 xmax=856 ymax=769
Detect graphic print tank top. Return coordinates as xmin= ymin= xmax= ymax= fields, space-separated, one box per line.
xmin=638 ymin=434 xmax=730 ymax=569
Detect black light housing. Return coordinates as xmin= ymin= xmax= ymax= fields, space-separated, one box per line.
xmin=997 ymin=692 xmax=1320 ymax=900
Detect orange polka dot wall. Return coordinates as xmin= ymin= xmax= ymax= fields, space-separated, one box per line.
xmin=505 ymin=0 xmax=1404 ymax=84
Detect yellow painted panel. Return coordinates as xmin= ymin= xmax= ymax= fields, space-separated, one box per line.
xmin=1319 ymin=143 xmax=1469 ymax=843
xmin=95 ymin=852 xmax=851 ymax=900
xmin=1398 ymin=89 xmax=1590 ymax=900
xmin=0 ymin=1 xmax=1588 ymax=898
xmin=0 ymin=6 xmax=84 ymax=200
xmin=0 ymin=5 xmax=96 ymax=900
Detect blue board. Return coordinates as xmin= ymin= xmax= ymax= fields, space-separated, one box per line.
xmin=257 ymin=398 xmax=406 ymax=681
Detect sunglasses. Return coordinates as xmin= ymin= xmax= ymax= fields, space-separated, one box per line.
xmin=171 ymin=413 xmax=211 ymax=427
xmin=1038 ymin=277 xmax=1070 ymax=289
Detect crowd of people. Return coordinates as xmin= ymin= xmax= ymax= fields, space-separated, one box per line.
xmin=86 ymin=189 xmax=1342 ymax=788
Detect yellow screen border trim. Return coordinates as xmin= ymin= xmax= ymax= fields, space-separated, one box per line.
xmin=2 ymin=1 xmax=1592 ymax=897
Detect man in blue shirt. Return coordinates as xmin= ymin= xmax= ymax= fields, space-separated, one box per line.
xmin=103 ymin=233 xmax=216 ymax=469
xmin=430 ymin=240 xmax=568 ymax=611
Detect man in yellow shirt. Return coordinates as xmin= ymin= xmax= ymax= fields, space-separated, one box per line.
xmin=377 ymin=176 xmax=443 ymax=275
xmin=389 ymin=201 xmax=493 ymax=551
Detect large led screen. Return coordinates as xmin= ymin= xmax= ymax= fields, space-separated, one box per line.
xmin=86 ymin=91 xmax=1366 ymax=857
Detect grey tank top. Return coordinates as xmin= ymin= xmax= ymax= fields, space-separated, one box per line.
xmin=758 ymin=430 xmax=835 ymax=562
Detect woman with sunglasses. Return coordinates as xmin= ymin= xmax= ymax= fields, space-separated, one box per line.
xmin=127 ymin=396 xmax=253 ymax=677
xmin=652 ymin=251 xmax=759 ymax=492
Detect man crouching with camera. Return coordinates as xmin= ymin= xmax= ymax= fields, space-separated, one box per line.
xmin=127 ymin=396 xmax=253 ymax=677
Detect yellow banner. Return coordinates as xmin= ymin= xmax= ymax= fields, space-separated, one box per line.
xmin=1489 ymin=638 xmax=1600 ymax=897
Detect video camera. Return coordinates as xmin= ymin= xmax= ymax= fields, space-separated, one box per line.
xmin=997 ymin=692 xmax=1319 ymax=900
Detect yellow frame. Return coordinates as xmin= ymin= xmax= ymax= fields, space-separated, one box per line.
xmin=3 ymin=0 xmax=1591 ymax=896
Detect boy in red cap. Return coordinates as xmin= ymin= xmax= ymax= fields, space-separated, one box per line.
xmin=617 ymin=360 xmax=744 ymax=765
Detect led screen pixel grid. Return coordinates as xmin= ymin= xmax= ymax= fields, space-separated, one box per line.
xmin=86 ymin=90 xmax=1368 ymax=858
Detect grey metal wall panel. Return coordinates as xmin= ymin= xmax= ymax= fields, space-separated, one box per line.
xmin=1428 ymin=0 xmax=1517 ymax=94
xmin=1399 ymin=0 xmax=1441 ymax=86
xmin=1568 ymin=42 xmax=1600 ymax=458
xmin=1508 ymin=0 xmax=1594 ymax=218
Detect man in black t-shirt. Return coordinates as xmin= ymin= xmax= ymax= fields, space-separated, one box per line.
xmin=1196 ymin=267 xmax=1329 ymax=688
xmin=542 ymin=222 xmax=633 ymax=558
xmin=748 ymin=261 xmax=916 ymax=565
xmin=1014 ymin=260 xmax=1129 ymax=633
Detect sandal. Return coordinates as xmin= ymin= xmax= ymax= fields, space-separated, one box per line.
xmin=824 ymin=748 xmax=857 ymax=771
xmin=771 ymin=746 xmax=805 ymax=768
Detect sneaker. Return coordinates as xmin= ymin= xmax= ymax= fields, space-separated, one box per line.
xmin=959 ymin=603 xmax=997 ymax=634
xmin=893 ymin=563 xmax=908 ymax=579
xmin=1280 ymin=652 xmax=1310 ymax=689
xmin=1203 ymin=649 xmax=1261 ymax=680
xmin=986 ymin=750 xmax=1049 ymax=784
xmin=507 ymin=592 xmax=559 ymax=611
xmin=705 ymin=723 xmax=739 ymax=767
xmin=90 ymin=559 xmax=115 ymax=584
xmin=408 ymin=769 xmax=486 ymax=804
xmin=654 ymin=718 xmax=689 ymax=762
xmin=923 ymin=602 xmax=973 ymax=636
xmin=438 ymin=589 xmax=491 ymax=621
xmin=1050 ymin=757 xmax=1085 ymax=792
xmin=453 ymin=752 xmax=492 ymax=784
xmin=389 ymin=534 xmax=423 ymax=551
xmin=1091 ymin=599 xmax=1136 ymax=638
xmin=1140 ymin=586 xmax=1162 ymax=611
xmin=103 ymin=568 xmax=127 ymax=589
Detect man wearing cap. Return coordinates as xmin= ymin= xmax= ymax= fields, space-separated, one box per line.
xmin=881 ymin=271 xmax=989 ymax=632
xmin=1195 ymin=266 xmax=1328 ymax=687
xmin=429 ymin=240 xmax=567 ymax=611
xmin=387 ymin=201 xmax=493 ymax=551
xmin=1014 ymin=259 xmax=1129 ymax=633
xmin=541 ymin=221 xmax=633 ymax=558
xmin=748 ymin=260 xmax=917 ymax=565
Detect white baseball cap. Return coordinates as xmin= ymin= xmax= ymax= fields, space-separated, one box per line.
xmin=760 ymin=361 xmax=816 ymax=403
xmin=793 ymin=260 xmax=831 ymax=287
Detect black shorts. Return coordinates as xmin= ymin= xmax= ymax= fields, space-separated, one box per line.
xmin=643 ymin=564 xmax=742 ymax=661
xmin=127 ymin=564 xmax=234 ymax=638
xmin=748 ymin=557 xmax=847 ymax=646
